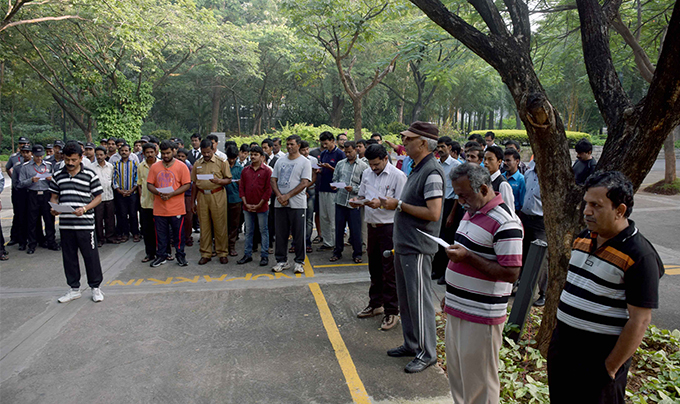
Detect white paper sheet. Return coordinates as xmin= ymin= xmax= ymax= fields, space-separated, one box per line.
xmin=196 ymin=174 xmax=214 ymax=180
xmin=311 ymin=163 xmax=320 ymax=169
xmin=417 ymin=228 xmax=450 ymax=249
xmin=350 ymin=198 xmax=370 ymax=205
xmin=49 ymin=202 xmax=75 ymax=213
xmin=156 ymin=186 xmax=175 ymax=194
xmin=36 ymin=172 xmax=51 ymax=179
xmin=231 ymin=179 xmax=239 ymax=182
xmin=330 ymin=182 xmax=347 ymax=188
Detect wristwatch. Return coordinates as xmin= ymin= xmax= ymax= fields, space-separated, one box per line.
xmin=396 ymin=200 xmax=403 ymax=212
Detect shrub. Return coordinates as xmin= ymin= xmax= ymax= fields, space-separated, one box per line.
xmin=148 ymin=129 xmax=172 ymax=141
xmin=469 ymin=129 xmax=591 ymax=147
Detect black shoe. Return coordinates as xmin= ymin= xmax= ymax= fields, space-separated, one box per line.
xmin=39 ymin=242 xmax=48 ymax=249
xmin=27 ymin=249 xmax=35 ymax=254
xmin=387 ymin=345 xmax=416 ymax=357
xmin=18 ymin=245 xmax=27 ymax=251
xmin=150 ymin=257 xmax=167 ymax=268
xmin=404 ymin=358 xmax=435 ymax=373
xmin=48 ymin=244 xmax=61 ymax=251
xmin=6 ymin=240 xmax=18 ymax=246
xmin=237 ymin=256 xmax=253 ymax=265
xmin=176 ymin=255 xmax=188 ymax=267
xmin=316 ymin=245 xmax=333 ymax=252
xmin=252 ymin=246 xmax=259 ymax=253
xmin=436 ymin=277 xmax=446 ymax=285
xmin=533 ymin=296 xmax=546 ymax=307
xmin=259 ymin=257 xmax=269 ymax=266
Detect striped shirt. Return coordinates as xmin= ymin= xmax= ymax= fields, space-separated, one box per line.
xmin=113 ymin=159 xmax=138 ymax=192
xmin=49 ymin=164 xmax=103 ymax=230
xmin=557 ymin=222 xmax=663 ymax=335
xmin=445 ymin=193 xmax=523 ymax=325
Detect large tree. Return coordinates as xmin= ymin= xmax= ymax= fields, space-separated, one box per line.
xmin=408 ymin=0 xmax=680 ymax=353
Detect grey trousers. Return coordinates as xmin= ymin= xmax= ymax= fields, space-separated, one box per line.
xmin=318 ymin=192 xmax=336 ymax=247
xmin=394 ymin=252 xmax=437 ymax=363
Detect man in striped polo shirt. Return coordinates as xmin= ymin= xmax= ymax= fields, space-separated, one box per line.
xmin=444 ymin=163 xmax=523 ymax=404
xmin=49 ymin=141 xmax=105 ymax=303
xmin=548 ymin=171 xmax=663 ymax=404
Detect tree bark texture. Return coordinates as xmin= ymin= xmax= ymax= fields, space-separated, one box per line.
xmin=331 ymin=94 xmax=344 ymax=128
xmin=665 ymin=127 xmax=678 ymax=183
xmin=353 ymin=98 xmax=363 ymax=141
xmin=410 ymin=0 xmax=680 ymax=356
xmin=211 ymin=85 xmax=221 ymax=133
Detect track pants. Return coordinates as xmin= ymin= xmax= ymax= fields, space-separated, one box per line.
xmin=154 ymin=215 xmax=185 ymax=260
xmin=274 ymin=207 xmax=305 ymax=264
xmin=60 ymin=229 xmax=103 ymax=289
xmin=395 ymin=252 xmax=436 ymax=363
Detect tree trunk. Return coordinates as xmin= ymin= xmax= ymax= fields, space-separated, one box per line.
xmin=353 ymin=98 xmax=363 ymax=140
xmin=210 ymin=85 xmax=221 ymax=133
xmin=488 ymin=110 xmax=494 ymax=129
xmin=233 ymin=92 xmax=241 ymax=136
xmin=331 ymin=94 xmax=344 ymax=128
xmin=665 ymin=126 xmax=678 ymax=183
xmin=398 ymin=99 xmax=405 ymax=123
xmin=498 ymin=104 xmax=503 ymax=129
xmin=515 ymin=108 xmax=521 ymax=129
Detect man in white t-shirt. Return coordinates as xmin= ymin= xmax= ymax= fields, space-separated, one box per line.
xmin=270 ymin=135 xmax=312 ymax=274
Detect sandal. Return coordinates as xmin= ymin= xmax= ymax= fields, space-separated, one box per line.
xmin=353 ymin=257 xmax=363 ymax=263
xmin=229 ymin=251 xmax=238 ymax=256
xmin=141 ymin=255 xmax=154 ymax=263
xmin=306 ymin=246 xmax=313 ymax=253
xmin=289 ymin=246 xmax=295 ymax=253
xmin=329 ymin=255 xmax=341 ymax=262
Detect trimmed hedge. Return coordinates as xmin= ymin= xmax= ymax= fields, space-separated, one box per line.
xmin=469 ymin=129 xmax=591 ymax=147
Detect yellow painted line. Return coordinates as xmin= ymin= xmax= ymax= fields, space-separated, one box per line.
xmin=304 ymin=255 xmax=315 ymax=278
xmin=314 ymin=263 xmax=368 ymax=268
xmin=308 ymin=283 xmax=370 ymax=404
xmin=666 ymin=268 xmax=680 ymax=275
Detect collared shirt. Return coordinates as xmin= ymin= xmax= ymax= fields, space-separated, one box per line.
xmin=137 ymin=159 xmax=156 ymax=209
xmin=18 ymin=160 xmax=53 ymax=191
xmin=92 ymin=161 xmax=114 ymax=201
xmin=439 ymin=155 xmax=460 ymax=200
xmin=306 ymin=155 xmax=318 ymax=190
xmin=226 ymin=163 xmax=242 ymax=203
xmin=191 ymin=155 xmax=231 ymax=191
xmin=445 ymin=193 xmax=523 ymax=325
xmin=109 ymin=152 xmax=139 ymax=165
xmin=332 ymin=158 xmax=369 ymax=207
xmin=275 ymin=150 xmax=286 ymax=159
xmin=358 ymin=163 xmax=407 ymax=224
xmin=558 ymin=221 xmax=663 ymax=335
xmin=239 ymin=164 xmax=272 ymax=213
xmin=490 ymin=170 xmax=515 ymax=214
xmin=190 ymin=148 xmax=202 ymax=163
xmin=214 ymin=149 xmax=227 ymax=162
xmin=521 ymin=161 xmax=542 ymax=216
xmin=236 ymin=156 xmax=250 ymax=168
xmin=401 ymin=156 xmax=414 ymax=176
xmin=503 ymin=169 xmax=525 ymax=212
xmin=113 ymin=159 xmax=138 ymax=192
xmin=5 ymin=152 xmax=21 ymax=174
xmin=318 ymin=146 xmax=346 ymax=192
xmin=10 ymin=158 xmax=31 ymax=189
xmin=49 ymin=164 xmax=103 ymax=230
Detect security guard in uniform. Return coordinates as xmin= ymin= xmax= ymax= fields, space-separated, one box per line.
xmin=46 ymin=144 xmax=54 ymax=157
xmin=191 ymin=139 xmax=232 ymax=265
xmin=7 ymin=144 xmax=33 ymax=248
xmin=47 ymin=140 xmax=66 ymax=171
xmin=18 ymin=145 xmax=60 ymax=254
xmin=5 ymin=137 xmax=30 ymax=176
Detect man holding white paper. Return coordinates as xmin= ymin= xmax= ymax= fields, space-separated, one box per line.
xmin=18 ymin=144 xmax=59 ymax=254
xmin=350 ymin=144 xmax=406 ymax=331
xmin=444 ymin=163 xmax=523 ymax=404
xmin=191 ymin=139 xmax=232 ymax=265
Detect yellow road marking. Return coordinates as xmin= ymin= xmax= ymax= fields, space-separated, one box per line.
xmin=665 ymin=266 xmax=680 ymax=275
xmin=314 ymin=263 xmax=368 ymax=268
xmin=308 ymin=283 xmax=370 ymax=404
xmin=304 ymin=255 xmax=315 ymax=278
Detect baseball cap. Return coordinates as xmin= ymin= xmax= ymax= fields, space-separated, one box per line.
xmin=46 ymin=144 xmax=54 ymax=149
xmin=32 ymin=144 xmax=45 ymax=156
xmin=18 ymin=136 xmax=29 ymax=144
xmin=85 ymin=142 xmax=96 ymax=149
xmin=21 ymin=144 xmax=32 ymax=151
xmin=54 ymin=140 xmax=65 ymax=148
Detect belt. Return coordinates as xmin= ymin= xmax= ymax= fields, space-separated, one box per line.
xmin=200 ymin=187 xmax=224 ymax=195
xmin=28 ymin=190 xmax=48 ymax=195
xmin=369 ymin=223 xmax=390 ymax=228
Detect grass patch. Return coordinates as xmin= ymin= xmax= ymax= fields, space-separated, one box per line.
xmin=435 ymin=310 xmax=680 ymax=403
xmin=644 ymin=179 xmax=680 ymax=195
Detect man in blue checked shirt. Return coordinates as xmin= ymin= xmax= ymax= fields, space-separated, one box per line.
xmin=112 ymin=143 xmax=140 ymax=243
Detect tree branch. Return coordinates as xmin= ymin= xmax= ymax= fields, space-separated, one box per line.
xmin=468 ymin=0 xmax=511 ymax=37
xmin=575 ymin=0 xmax=632 ymax=128
xmin=501 ymin=0 xmax=531 ymax=46
xmin=378 ymin=80 xmax=412 ymax=104
xmin=1 ymin=15 xmax=85 ymax=32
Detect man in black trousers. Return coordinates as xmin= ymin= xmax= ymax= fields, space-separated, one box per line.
xmin=49 ymin=141 xmax=105 ymax=303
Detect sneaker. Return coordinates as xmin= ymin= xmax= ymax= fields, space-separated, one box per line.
xmin=272 ymin=261 xmax=291 ymax=273
xmin=293 ymin=262 xmax=304 ymax=273
xmin=150 ymin=257 xmax=167 ymax=268
xmin=381 ymin=314 xmax=398 ymax=330
xmin=176 ymin=255 xmax=188 ymax=267
xmin=92 ymin=288 xmax=104 ymax=302
xmin=259 ymin=257 xmax=269 ymax=266
xmin=357 ymin=306 xmax=384 ymax=318
xmin=58 ymin=289 xmax=82 ymax=303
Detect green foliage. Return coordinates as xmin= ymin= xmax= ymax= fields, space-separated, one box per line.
xmin=148 ymin=130 xmax=173 ymax=141
xmin=627 ymin=326 xmax=680 ymax=403
xmin=93 ymin=73 xmax=154 ymax=145
xmin=469 ymin=129 xmax=591 ymax=147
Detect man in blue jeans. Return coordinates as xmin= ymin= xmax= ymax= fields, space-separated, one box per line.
xmin=237 ymin=146 xmax=272 ymax=266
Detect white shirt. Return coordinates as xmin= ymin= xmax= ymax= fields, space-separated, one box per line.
xmin=358 ymin=163 xmax=407 ymax=224
xmin=491 ymin=170 xmax=515 ymax=213
xmin=92 ymin=161 xmax=114 ymax=201
xmin=275 ymin=150 xmax=286 ymax=159
xmin=215 ymin=150 xmax=227 ymax=162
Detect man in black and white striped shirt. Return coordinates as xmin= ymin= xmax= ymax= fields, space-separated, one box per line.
xmin=49 ymin=141 xmax=105 ymax=303
xmin=548 ymin=171 xmax=664 ymax=404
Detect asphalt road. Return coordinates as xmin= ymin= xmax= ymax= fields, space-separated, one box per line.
xmin=1 ymin=164 xmax=678 ymax=403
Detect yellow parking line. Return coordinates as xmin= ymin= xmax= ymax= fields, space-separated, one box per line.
xmin=308 ymin=283 xmax=370 ymax=404
xmin=304 ymin=256 xmax=315 ymax=277
xmin=314 ymin=263 xmax=368 ymax=268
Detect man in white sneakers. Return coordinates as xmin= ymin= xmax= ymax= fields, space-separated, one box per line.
xmin=49 ymin=141 xmax=105 ymax=303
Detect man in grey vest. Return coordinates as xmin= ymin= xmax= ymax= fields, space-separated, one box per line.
xmin=381 ymin=121 xmax=445 ymax=373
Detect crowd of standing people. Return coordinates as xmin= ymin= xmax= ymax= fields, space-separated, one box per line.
xmin=0 ymin=122 xmax=664 ymax=404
